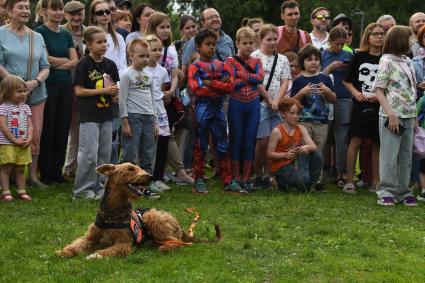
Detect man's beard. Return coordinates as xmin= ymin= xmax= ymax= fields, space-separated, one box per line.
xmin=315 ymin=24 xmax=328 ymax=32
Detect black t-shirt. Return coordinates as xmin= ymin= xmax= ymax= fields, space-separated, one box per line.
xmin=344 ymin=51 xmax=381 ymax=111
xmin=73 ymin=55 xmax=119 ymax=123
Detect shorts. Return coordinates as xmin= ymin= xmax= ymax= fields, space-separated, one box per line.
xmin=0 ymin=144 xmax=31 ymax=165
xmin=348 ymin=101 xmax=379 ymax=143
xmin=256 ymin=104 xmax=282 ymax=139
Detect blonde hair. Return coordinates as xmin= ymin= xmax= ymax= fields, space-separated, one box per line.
xmin=258 ymin=24 xmax=278 ymax=40
xmin=146 ymin=12 xmax=172 ymax=47
xmin=144 ymin=34 xmax=163 ymax=48
xmin=0 ymin=75 xmax=27 ymax=104
xmin=358 ymin=23 xmax=384 ymax=53
xmin=236 ymin=27 xmax=256 ymax=42
xmin=127 ymin=38 xmax=150 ymax=54
xmin=83 ymin=26 xmax=105 ymax=44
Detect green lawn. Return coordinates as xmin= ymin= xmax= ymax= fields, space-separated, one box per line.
xmin=1 ymin=180 xmax=424 ymax=283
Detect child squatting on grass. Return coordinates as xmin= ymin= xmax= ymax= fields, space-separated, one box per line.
xmin=267 ymin=97 xmax=323 ymax=192
xmin=0 ymin=76 xmax=34 ymax=201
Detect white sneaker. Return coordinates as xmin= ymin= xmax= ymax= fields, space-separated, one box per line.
xmin=149 ymin=183 xmax=163 ymax=194
xmin=155 ymin=180 xmax=170 ymax=191
xmin=73 ymin=190 xmax=96 ymax=200
xmin=356 ymin=179 xmax=365 ymax=187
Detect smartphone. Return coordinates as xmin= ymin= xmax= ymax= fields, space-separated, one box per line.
xmin=384 ymin=119 xmax=405 ymax=135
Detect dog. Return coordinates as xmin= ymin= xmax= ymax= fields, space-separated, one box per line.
xmin=56 ymin=163 xmax=221 ymax=259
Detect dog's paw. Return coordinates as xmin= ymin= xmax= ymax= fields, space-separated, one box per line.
xmin=56 ymin=249 xmax=75 ymax=258
xmin=86 ymin=253 xmax=103 ymax=260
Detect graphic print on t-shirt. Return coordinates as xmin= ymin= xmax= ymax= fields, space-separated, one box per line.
xmin=358 ymin=62 xmax=378 ymax=97
xmin=10 ymin=108 xmax=26 ymax=138
xmin=88 ymin=69 xmax=110 ymax=108
xmin=134 ymin=72 xmax=151 ymax=90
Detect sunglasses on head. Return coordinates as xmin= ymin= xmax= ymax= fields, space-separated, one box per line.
xmin=94 ymin=9 xmax=111 ymax=16
xmin=314 ymin=15 xmax=330 ymax=21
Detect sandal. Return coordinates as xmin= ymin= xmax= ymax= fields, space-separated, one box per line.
xmin=2 ymin=193 xmax=13 ymax=202
xmin=342 ymin=182 xmax=356 ymax=194
xmin=18 ymin=193 xmax=32 ymax=201
xmin=337 ymin=179 xmax=345 ymax=188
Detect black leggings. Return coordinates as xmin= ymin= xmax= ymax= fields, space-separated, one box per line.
xmin=153 ymin=135 xmax=170 ymax=181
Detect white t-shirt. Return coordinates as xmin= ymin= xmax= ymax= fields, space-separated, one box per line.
xmin=105 ymin=33 xmax=127 ymax=71
xmin=161 ymin=45 xmax=179 ymax=77
xmin=251 ymin=50 xmax=291 ymax=102
xmin=309 ymin=32 xmax=329 ymax=51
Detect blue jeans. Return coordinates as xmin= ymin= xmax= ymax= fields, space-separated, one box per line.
xmin=273 ymin=151 xmax=323 ymax=191
xmin=377 ymin=116 xmax=414 ymax=201
xmin=120 ymin=113 xmax=156 ymax=175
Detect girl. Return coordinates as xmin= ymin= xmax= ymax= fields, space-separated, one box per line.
xmin=126 ymin=3 xmax=155 ymax=44
xmin=72 ymin=26 xmax=119 ymax=200
xmin=372 ymin=26 xmax=417 ymax=206
xmin=0 ymin=76 xmax=33 ymax=201
xmin=251 ymin=24 xmax=291 ymax=189
xmin=321 ymin=26 xmax=353 ymax=187
xmin=342 ymin=23 xmax=385 ymax=193
xmin=267 ymin=97 xmax=322 ymax=192
xmin=291 ymin=44 xmax=336 ymax=191
xmin=226 ymin=27 xmax=264 ymax=191
xmin=147 ymin=12 xmax=194 ymax=190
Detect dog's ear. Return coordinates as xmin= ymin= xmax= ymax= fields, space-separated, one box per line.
xmin=96 ymin=164 xmax=116 ymax=176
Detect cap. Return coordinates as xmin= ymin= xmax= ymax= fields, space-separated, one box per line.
xmin=64 ymin=1 xmax=85 ymax=13
xmin=115 ymin=0 xmax=131 ymax=9
xmin=332 ymin=13 xmax=353 ymax=29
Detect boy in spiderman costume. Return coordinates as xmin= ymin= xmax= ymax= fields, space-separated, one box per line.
xmin=187 ymin=29 xmax=247 ymax=194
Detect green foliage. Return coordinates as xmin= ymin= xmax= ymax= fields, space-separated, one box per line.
xmin=1 ymin=181 xmax=425 ymax=282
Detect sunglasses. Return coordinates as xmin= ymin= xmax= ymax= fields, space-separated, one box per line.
xmin=94 ymin=9 xmax=111 ymax=16
xmin=314 ymin=15 xmax=330 ymax=21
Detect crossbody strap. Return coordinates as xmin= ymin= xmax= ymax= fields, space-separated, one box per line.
xmin=27 ymin=30 xmax=34 ymax=81
xmin=161 ymin=46 xmax=168 ymax=67
xmin=233 ymin=56 xmax=256 ymax=74
xmin=265 ymin=53 xmax=278 ymax=91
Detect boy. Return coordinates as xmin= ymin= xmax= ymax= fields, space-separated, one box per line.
xmin=290 ymin=44 xmax=336 ymax=191
xmin=187 ymin=28 xmax=245 ymax=194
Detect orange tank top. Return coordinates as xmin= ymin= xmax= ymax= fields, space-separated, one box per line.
xmin=269 ymin=124 xmax=303 ymax=173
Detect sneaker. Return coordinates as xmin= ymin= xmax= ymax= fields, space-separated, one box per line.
xmin=417 ymin=192 xmax=425 ymax=201
xmin=313 ymin=183 xmax=327 ymax=193
xmin=224 ymin=179 xmax=248 ymax=194
xmin=149 ymin=183 xmax=164 ymax=194
xmin=143 ymin=189 xmax=160 ymax=200
xmin=194 ymin=179 xmax=208 ymax=194
xmin=342 ymin=182 xmax=356 ymax=194
xmin=262 ymin=177 xmax=272 ymax=189
xmin=377 ymin=196 xmax=395 ymax=206
xmin=62 ymin=173 xmax=75 ymax=181
xmin=241 ymin=182 xmax=255 ymax=193
xmin=356 ymin=179 xmax=365 ymax=187
xmin=253 ymin=176 xmax=263 ymax=188
xmin=154 ymin=180 xmax=170 ymax=191
xmin=27 ymin=178 xmax=47 ymax=189
xmin=163 ymin=171 xmax=176 ymax=183
xmin=94 ymin=189 xmax=105 ymax=200
xmin=401 ymin=196 xmax=418 ymax=207
xmin=73 ymin=190 xmax=96 ymax=200
xmin=175 ymin=176 xmax=194 ymax=186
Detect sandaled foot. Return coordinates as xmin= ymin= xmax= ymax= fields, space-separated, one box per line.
xmin=2 ymin=193 xmax=13 ymax=202
xmin=224 ymin=180 xmax=248 ymax=194
xmin=342 ymin=182 xmax=356 ymax=194
xmin=18 ymin=193 xmax=33 ymax=201
xmin=337 ymin=179 xmax=345 ymax=188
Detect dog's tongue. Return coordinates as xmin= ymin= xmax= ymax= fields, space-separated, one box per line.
xmin=128 ymin=184 xmax=144 ymax=197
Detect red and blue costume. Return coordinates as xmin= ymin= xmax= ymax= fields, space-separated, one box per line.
xmin=188 ymin=59 xmax=234 ymax=184
xmin=226 ymin=56 xmax=264 ymax=183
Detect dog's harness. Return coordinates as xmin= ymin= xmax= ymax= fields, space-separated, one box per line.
xmin=130 ymin=208 xmax=150 ymax=245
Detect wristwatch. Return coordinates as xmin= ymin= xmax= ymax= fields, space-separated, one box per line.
xmin=35 ymin=78 xmax=41 ymax=87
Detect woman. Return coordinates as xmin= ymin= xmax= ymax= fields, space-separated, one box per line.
xmin=115 ymin=9 xmax=132 ymax=33
xmin=0 ymin=0 xmax=49 ymax=187
xmin=125 ymin=3 xmax=154 ymax=44
xmin=342 ymin=23 xmax=385 ymax=193
xmin=35 ymin=0 xmax=77 ymax=185
xmin=321 ymin=26 xmax=353 ymax=187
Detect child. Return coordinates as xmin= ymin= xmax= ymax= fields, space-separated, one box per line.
xmin=251 ymin=24 xmax=291 ymax=189
xmin=372 ymin=25 xmax=417 ymax=206
xmin=225 ymin=27 xmax=264 ymax=191
xmin=144 ymin=34 xmax=172 ymax=193
xmin=119 ymin=38 xmax=157 ymax=177
xmin=284 ymin=51 xmax=301 ymax=97
xmin=291 ymin=44 xmax=336 ymax=191
xmin=188 ymin=28 xmax=245 ymax=194
xmin=267 ymin=97 xmax=323 ymax=192
xmin=0 ymin=76 xmax=33 ymax=201
xmin=73 ymin=26 xmax=119 ymax=200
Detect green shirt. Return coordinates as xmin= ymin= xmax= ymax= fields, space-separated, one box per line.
xmin=34 ymin=24 xmax=74 ymax=84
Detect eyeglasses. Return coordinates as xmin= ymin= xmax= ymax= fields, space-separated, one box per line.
xmin=369 ymin=31 xmax=385 ymax=37
xmin=94 ymin=9 xmax=111 ymax=16
xmin=314 ymin=15 xmax=330 ymax=21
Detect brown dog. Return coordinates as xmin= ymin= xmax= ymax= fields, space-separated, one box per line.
xmin=57 ymin=163 xmax=220 ymax=259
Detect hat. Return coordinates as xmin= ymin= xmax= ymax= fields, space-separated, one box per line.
xmin=64 ymin=1 xmax=85 ymax=13
xmin=332 ymin=13 xmax=353 ymax=30
xmin=115 ymin=0 xmax=131 ymax=9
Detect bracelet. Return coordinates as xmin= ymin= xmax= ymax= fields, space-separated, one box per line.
xmin=35 ymin=78 xmax=41 ymax=87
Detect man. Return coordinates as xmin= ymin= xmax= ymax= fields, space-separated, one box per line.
xmin=332 ymin=13 xmax=354 ymax=54
xmin=181 ymin=8 xmax=235 ymax=74
xmin=376 ymin=15 xmax=396 ymax=32
xmin=309 ymin=7 xmax=330 ymax=51
xmin=409 ymin=12 xmax=425 ymax=56
xmin=115 ymin=0 xmax=131 ymax=12
xmin=63 ymin=1 xmax=85 ymax=59
xmin=277 ymin=0 xmax=311 ymax=54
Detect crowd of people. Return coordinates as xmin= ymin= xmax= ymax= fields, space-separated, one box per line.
xmin=0 ymin=0 xmax=424 ymax=207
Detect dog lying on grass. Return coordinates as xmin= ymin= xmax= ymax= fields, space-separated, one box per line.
xmin=56 ymin=163 xmax=221 ymax=259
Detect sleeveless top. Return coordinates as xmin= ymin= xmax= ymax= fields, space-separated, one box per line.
xmin=269 ymin=123 xmax=303 ymax=173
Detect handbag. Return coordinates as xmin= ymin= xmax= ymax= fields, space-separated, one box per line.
xmin=413 ymin=124 xmax=425 ymax=158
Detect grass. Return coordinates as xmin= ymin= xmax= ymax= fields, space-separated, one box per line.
xmin=1 ymin=178 xmax=425 ymax=283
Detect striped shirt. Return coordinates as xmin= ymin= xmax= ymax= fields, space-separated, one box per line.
xmin=0 ymin=103 xmax=31 ymax=145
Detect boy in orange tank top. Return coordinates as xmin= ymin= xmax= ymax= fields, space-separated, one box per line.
xmin=267 ymin=97 xmax=323 ymax=192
